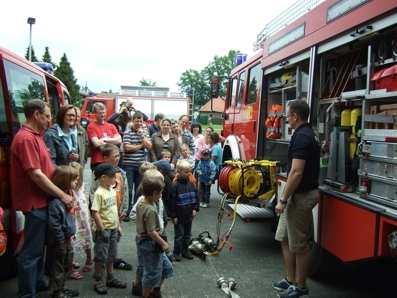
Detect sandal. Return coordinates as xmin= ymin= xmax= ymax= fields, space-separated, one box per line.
xmin=69 ymin=270 xmax=84 ymax=280
xmin=113 ymin=259 xmax=132 ymax=270
xmin=94 ymin=281 xmax=108 ymax=295
xmin=107 ymin=277 xmax=127 ymax=288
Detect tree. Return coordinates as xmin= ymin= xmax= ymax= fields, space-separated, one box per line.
xmin=202 ymin=50 xmax=238 ymax=98
xmin=54 ymin=53 xmax=81 ymax=106
xmin=42 ymin=46 xmax=54 ymax=65
xmin=178 ymin=69 xmax=210 ymax=107
xmin=139 ymin=78 xmax=157 ymax=87
xmin=24 ymin=46 xmax=38 ymax=62
xmin=178 ymin=50 xmax=239 ymax=108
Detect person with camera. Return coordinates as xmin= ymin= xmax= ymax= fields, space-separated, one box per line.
xmin=108 ymin=100 xmax=148 ymax=136
xmin=44 ymin=105 xmax=80 ymax=166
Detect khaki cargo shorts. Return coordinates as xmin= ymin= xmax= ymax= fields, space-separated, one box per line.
xmin=275 ymin=189 xmax=319 ymax=253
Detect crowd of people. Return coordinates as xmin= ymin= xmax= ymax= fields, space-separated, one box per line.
xmin=10 ymin=97 xmax=318 ymax=298
xmin=11 ymin=99 xmax=223 ymax=298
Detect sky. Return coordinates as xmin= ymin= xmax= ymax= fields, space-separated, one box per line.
xmin=1 ymin=0 xmax=296 ymax=93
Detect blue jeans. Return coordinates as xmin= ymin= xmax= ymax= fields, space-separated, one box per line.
xmin=123 ymin=165 xmax=141 ymax=215
xmin=136 ymin=238 xmax=173 ymax=289
xmin=17 ymin=208 xmax=48 ymax=298
xmin=199 ymin=182 xmax=211 ymax=204
xmin=173 ymin=221 xmax=192 ymax=256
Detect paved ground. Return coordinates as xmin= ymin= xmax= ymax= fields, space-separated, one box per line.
xmin=0 ymin=184 xmax=395 ymax=297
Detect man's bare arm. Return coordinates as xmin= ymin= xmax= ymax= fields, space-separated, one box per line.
xmin=282 ymin=158 xmax=305 ymax=201
xmin=28 ymin=169 xmax=73 ymax=206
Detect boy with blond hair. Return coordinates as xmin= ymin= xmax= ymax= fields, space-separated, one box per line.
xmin=135 ymin=172 xmax=173 ymax=297
xmin=169 ymin=160 xmax=199 ymax=261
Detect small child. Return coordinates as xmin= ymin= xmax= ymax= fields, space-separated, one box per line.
xmin=90 ymin=144 xmax=132 ymax=271
xmin=161 ymin=149 xmax=175 ymax=170
xmin=132 ymin=166 xmax=171 ymax=296
xmin=91 ymin=163 xmax=126 ymax=295
xmin=70 ymin=162 xmax=93 ymax=276
xmin=90 ymin=144 xmax=129 ymax=220
xmin=179 ymin=143 xmax=195 ymax=170
xmin=153 ymin=160 xmax=174 ymax=215
xmin=170 ymin=160 xmax=199 ymax=261
xmin=209 ymin=132 xmax=222 ymax=177
xmin=47 ymin=165 xmax=80 ymax=298
xmin=196 ymin=149 xmax=217 ymax=208
xmin=136 ymin=172 xmax=174 ymax=298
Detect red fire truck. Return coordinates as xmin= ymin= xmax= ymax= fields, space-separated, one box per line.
xmin=221 ymin=0 xmax=397 ymax=263
xmin=0 ymin=46 xmax=70 ymax=279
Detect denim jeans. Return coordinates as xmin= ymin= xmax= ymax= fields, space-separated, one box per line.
xmin=173 ymin=221 xmax=192 ymax=256
xmin=17 ymin=208 xmax=48 ymax=298
xmin=199 ymin=182 xmax=211 ymax=204
xmin=136 ymin=237 xmax=174 ymax=289
xmin=123 ymin=165 xmax=141 ymax=215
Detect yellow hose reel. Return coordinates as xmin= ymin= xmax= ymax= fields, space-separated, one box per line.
xmin=223 ymin=160 xmax=277 ymax=199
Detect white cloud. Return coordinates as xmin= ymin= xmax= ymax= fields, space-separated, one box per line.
xmin=0 ymin=0 xmax=295 ymax=92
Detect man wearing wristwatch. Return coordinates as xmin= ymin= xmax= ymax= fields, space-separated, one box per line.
xmin=272 ymin=100 xmax=320 ymax=298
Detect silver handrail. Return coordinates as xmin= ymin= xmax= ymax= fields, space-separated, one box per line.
xmin=255 ymin=0 xmax=326 ymax=49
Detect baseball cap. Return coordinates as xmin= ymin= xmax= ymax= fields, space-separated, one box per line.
xmin=94 ymin=163 xmax=117 ymax=180
xmin=153 ymin=160 xmax=173 ymax=175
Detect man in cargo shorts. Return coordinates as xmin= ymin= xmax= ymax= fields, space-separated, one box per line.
xmin=273 ymin=99 xmax=320 ymax=298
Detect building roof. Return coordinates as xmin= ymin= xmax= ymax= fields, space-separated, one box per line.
xmin=199 ymin=97 xmax=225 ymax=113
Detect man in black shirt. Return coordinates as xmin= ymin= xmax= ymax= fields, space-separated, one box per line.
xmin=273 ymin=99 xmax=320 ymax=298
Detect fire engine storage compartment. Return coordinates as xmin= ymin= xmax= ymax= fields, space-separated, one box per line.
xmin=262 ymin=60 xmax=309 ymax=171
xmin=316 ymin=26 xmax=397 ymax=262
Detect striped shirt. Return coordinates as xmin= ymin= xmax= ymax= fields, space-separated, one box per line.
xmin=122 ymin=129 xmax=147 ymax=167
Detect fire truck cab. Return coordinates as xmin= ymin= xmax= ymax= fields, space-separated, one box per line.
xmin=0 ymin=46 xmax=70 ymax=279
xmin=222 ymin=0 xmax=397 ymax=263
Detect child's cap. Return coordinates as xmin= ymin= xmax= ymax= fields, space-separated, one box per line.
xmin=94 ymin=163 xmax=117 ymax=180
xmin=153 ymin=159 xmax=173 ymax=175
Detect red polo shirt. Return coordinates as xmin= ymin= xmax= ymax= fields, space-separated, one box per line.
xmin=10 ymin=125 xmax=55 ymax=212
xmin=87 ymin=121 xmax=119 ymax=166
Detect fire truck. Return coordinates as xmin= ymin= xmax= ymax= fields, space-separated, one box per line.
xmin=220 ymin=0 xmax=397 ymax=264
xmin=0 ymin=46 xmax=70 ymax=279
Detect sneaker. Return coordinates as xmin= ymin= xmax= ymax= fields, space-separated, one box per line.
xmin=173 ymin=254 xmax=182 ymax=262
xmin=201 ymin=203 xmax=208 ymax=208
xmin=182 ymin=251 xmax=194 ymax=260
xmin=278 ymin=285 xmax=309 ymax=298
xmin=199 ymin=202 xmax=204 ymax=207
xmin=272 ymin=278 xmax=292 ymax=292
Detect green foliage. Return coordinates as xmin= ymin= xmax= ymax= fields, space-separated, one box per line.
xmin=197 ymin=113 xmax=224 ymax=126
xmin=178 ymin=69 xmax=210 ymax=107
xmin=178 ymin=50 xmax=239 ymax=110
xmin=42 ymin=46 xmax=53 ymax=65
xmin=24 ymin=46 xmax=38 ymax=62
xmin=54 ymin=54 xmax=81 ymax=106
xmin=139 ymin=78 xmax=157 ymax=86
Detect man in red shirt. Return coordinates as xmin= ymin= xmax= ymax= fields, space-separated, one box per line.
xmin=87 ymin=102 xmax=121 ymax=169
xmin=10 ymin=99 xmax=73 ymax=298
